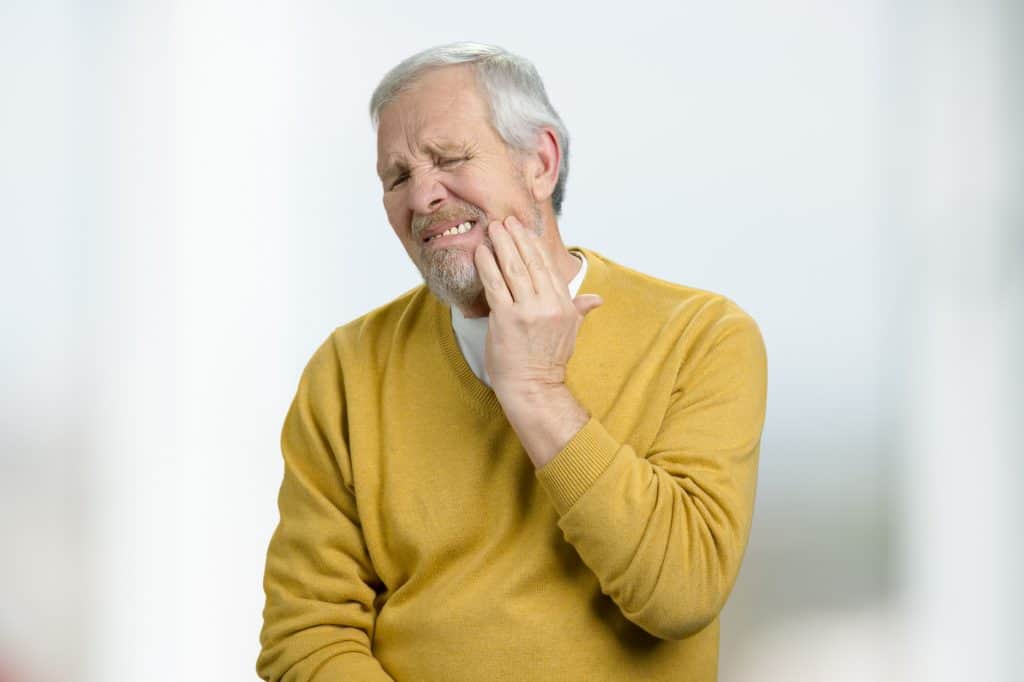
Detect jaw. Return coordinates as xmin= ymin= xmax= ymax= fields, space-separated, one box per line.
xmin=412 ymin=239 xmax=488 ymax=310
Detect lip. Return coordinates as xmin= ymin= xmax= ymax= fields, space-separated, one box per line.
xmin=419 ymin=217 xmax=480 ymax=244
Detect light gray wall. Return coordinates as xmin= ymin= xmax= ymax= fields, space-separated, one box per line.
xmin=1 ymin=1 xmax=1019 ymax=681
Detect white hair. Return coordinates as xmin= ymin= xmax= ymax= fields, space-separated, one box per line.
xmin=369 ymin=41 xmax=570 ymax=216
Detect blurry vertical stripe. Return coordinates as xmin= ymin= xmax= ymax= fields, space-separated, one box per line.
xmin=888 ymin=0 xmax=1024 ymax=681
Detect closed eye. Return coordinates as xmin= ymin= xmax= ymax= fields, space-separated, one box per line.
xmin=387 ymin=156 xmax=468 ymax=190
xmin=437 ymin=156 xmax=468 ymax=168
xmin=388 ymin=172 xmax=409 ymax=190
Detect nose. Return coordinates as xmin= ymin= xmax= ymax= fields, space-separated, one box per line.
xmin=408 ymin=170 xmax=447 ymax=214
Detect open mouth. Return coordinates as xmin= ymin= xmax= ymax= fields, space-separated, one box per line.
xmin=424 ymin=220 xmax=477 ymax=243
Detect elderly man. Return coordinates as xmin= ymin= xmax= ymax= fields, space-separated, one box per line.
xmin=257 ymin=42 xmax=767 ymax=682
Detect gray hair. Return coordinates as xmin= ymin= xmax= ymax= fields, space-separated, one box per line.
xmin=369 ymin=42 xmax=570 ymax=216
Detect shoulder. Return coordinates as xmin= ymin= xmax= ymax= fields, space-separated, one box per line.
xmin=333 ymin=284 xmax=429 ymax=347
xmin=303 ymin=283 xmax=432 ymax=379
xmin=576 ymin=246 xmax=763 ymax=343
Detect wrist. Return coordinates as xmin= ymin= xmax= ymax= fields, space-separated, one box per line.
xmin=494 ymin=378 xmax=568 ymax=407
xmin=495 ymin=382 xmax=590 ymax=469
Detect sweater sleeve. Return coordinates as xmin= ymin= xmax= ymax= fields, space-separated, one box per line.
xmin=534 ymin=310 xmax=767 ymax=641
xmin=257 ymin=335 xmax=395 ymax=681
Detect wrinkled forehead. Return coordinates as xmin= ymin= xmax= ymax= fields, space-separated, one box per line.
xmin=375 ymin=66 xmax=493 ymax=164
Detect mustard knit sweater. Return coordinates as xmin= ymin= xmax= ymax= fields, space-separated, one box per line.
xmin=257 ymin=246 xmax=768 ymax=681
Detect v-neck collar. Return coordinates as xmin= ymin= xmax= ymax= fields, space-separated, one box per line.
xmin=432 ymin=245 xmax=607 ymax=418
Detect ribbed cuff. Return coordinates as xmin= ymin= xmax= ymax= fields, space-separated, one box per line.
xmin=313 ymin=651 xmax=395 ymax=681
xmin=535 ymin=417 xmax=621 ymax=516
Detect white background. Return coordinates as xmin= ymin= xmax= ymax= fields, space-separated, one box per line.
xmin=1 ymin=1 xmax=1021 ymax=680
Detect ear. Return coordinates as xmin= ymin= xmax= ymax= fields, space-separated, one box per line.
xmin=523 ymin=127 xmax=561 ymax=205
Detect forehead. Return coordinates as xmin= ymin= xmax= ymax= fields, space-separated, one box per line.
xmin=376 ymin=65 xmax=498 ymax=172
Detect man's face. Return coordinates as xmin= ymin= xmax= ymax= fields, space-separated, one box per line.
xmin=376 ymin=65 xmax=541 ymax=309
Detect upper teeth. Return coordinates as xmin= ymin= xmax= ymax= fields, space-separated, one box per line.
xmin=428 ymin=221 xmax=473 ymax=241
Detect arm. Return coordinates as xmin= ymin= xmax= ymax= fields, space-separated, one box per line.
xmin=532 ymin=313 xmax=767 ymax=640
xmin=257 ymin=334 xmax=394 ymax=681
xmin=475 ymin=216 xmax=767 ymax=641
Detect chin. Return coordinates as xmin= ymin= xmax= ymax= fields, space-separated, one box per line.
xmin=425 ymin=275 xmax=484 ymax=309
xmin=417 ymin=246 xmax=484 ymax=308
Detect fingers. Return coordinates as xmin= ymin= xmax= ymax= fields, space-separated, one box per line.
xmin=500 ymin=215 xmax=567 ymax=299
xmin=474 ymin=243 xmax=513 ymax=308
xmin=488 ymin=218 xmax=536 ymax=301
xmin=573 ymin=293 xmax=604 ymax=317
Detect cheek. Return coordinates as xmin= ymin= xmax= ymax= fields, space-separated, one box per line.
xmin=466 ymin=161 xmax=527 ymax=206
xmin=382 ymin=194 xmax=407 ymax=232
xmin=446 ymin=172 xmax=494 ymax=212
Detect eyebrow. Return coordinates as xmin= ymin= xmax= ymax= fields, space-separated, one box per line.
xmin=378 ymin=158 xmax=408 ymax=182
xmin=378 ymin=139 xmax=473 ymax=181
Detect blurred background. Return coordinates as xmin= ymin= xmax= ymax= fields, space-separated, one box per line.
xmin=1 ymin=1 xmax=1020 ymax=680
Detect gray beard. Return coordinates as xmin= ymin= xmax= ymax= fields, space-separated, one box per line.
xmin=417 ymin=245 xmax=485 ymax=309
xmin=415 ymin=206 xmax=544 ymax=309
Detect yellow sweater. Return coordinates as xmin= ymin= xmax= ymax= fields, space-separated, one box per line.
xmin=257 ymin=246 xmax=767 ymax=681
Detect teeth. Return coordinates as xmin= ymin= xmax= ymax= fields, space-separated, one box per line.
xmin=428 ymin=221 xmax=473 ymax=241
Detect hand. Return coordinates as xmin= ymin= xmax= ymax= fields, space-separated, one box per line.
xmin=472 ymin=215 xmax=603 ymax=401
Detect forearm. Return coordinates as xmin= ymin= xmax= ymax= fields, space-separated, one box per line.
xmin=530 ymin=315 xmax=767 ymax=640
xmin=309 ymin=651 xmax=395 ymax=681
xmin=534 ymin=416 xmax=759 ymax=640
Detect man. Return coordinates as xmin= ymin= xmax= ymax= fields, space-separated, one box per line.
xmin=257 ymin=42 xmax=767 ymax=682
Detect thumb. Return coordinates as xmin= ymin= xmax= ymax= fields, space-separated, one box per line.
xmin=572 ymin=293 xmax=604 ymax=317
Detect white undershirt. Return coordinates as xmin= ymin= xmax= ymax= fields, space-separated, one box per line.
xmin=451 ymin=249 xmax=588 ymax=388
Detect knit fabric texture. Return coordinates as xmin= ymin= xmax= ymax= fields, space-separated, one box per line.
xmin=257 ymin=245 xmax=768 ymax=681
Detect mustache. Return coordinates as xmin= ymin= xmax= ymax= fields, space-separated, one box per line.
xmin=412 ymin=204 xmax=487 ymax=241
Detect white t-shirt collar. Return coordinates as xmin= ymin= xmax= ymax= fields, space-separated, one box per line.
xmin=450 ymin=249 xmax=588 ymax=388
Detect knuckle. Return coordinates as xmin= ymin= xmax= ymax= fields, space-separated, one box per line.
xmin=536 ymin=305 xmax=561 ymax=323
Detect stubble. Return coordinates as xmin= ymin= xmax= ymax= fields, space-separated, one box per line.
xmin=413 ymin=203 xmax=543 ymax=310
